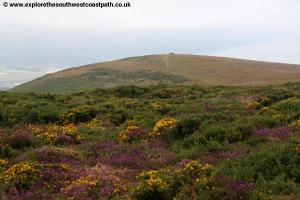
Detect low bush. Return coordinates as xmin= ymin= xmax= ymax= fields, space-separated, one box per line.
xmin=60 ymin=105 xmax=97 ymax=124
xmin=108 ymin=108 xmax=133 ymax=125
xmin=112 ymin=85 xmax=149 ymax=98
xmin=169 ymin=117 xmax=201 ymax=140
xmin=8 ymin=129 xmax=35 ymax=150
xmin=132 ymin=160 xmax=254 ymax=200
xmin=0 ymin=144 xmax=12 ymax=158
xmin=221 ymin=143 xmax=300 ymax=183
xmin=0 ymin=161 xmax=40 ymax=189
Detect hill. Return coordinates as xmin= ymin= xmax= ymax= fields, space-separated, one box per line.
xmin=11 ymin=54 xmax=300 ymax=94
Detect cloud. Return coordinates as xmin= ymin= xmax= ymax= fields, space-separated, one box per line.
xmin=211 ymin=39 xmax=300 ymax=64
xmin=1 ymin=0 xmax=299 ymax=32
xmin=0 ymin=0 xmax=300 ymax=88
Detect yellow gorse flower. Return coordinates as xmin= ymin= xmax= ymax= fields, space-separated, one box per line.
xmin=0 ymin=161 xmax=39 ymax=183
xmin=201 ymin=163 xmax=213 ymax=171
xmin=183 ymin=160 xmax=213 ymax=175
xmin=153 ymin=117 xmax=176 ymax=132
xmin=117 ymin=120 xmax=147 ymax=143
xmin=150 ymin=117 xmax=176 ymax=137
xmin=196 ymin=177 xmax=209 ymax=187
xmin=59 ymin=105 xmax=92 ymax=124
xmin=30 ymin=124 xmax=60 ymax=142
xmin=294 ymin=146 xmax=300 ymax=154
xmin=117 ymin=125 xmax=141 ymax=143
xmin=71 ymin=176 xmax=98 ymax=187
xmin=184 ymin=160 xmax=200 ymax=170
xmin=80 ymin=119 xmax=103 ymax=130
xmin=288 ymin=119 xmax=300 ymax=130
xmin=29 ymin=123 xmax=83 ymax=143
xmin=260 ymin=107 xmax=270 ymax=113
xmin=247 ymin=102 xmax=261 ymax=109
xmin=272 ymin=113 xmax=287 ymax=121
xmin=133 ymin=160 xmax=214 ymax=197
xmin=151 ymin=102 xmax=164 ymax=111
xmin=61 ymin=124 xmax=78 ymax=137
xmin=0 ymin=159 xmax=8 ymax=166
xmin=140 ymin=170 xmax=167 ymax=189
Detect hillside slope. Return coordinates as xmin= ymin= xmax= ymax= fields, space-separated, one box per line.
xmin=11 ymin=54 xmax=300 ymax=94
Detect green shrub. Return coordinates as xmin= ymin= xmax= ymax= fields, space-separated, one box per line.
xmin=271 ymin=98 xmax=300 ymax=121
xmin=225 ymin=120 xmax=254 ymax=143
xmin=253 ymin=115 xmax=282 ymax=128
xmin=112 ymin=86 xmax=149 ymax=98
xmin=38 ymin=105 xmax=61 ymax=123
xmin=170 ymin=117 xmax=201 ymax=140
xmin=221 ymin=143 xmax=300 ymax=183
xmin=254 ymin=175 xmax=300 ymax=197
xmin=267 ymin=90 xmax=293 ymax=103
xmin=108 ymin=108 xmax=133 ymax=125
xmin=204 ymin=126 xmax=227 ymax=142
xmin=180 ymin=134 xmax=207 ymax=149
xmin=0 ymin=144 xmax=12 ymax=158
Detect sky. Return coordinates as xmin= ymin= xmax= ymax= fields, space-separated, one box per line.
xmin=1 ymin=0 xmax=300 ymax=89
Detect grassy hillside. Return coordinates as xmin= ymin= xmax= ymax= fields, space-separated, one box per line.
xmin=0 ymin=83 xmax=300 ymax=199
xmin=11 ymin=54 xmax=300 ymax=94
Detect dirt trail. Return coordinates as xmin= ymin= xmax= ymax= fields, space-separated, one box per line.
xmin=164 ymin=54 xmax=170 ymax=69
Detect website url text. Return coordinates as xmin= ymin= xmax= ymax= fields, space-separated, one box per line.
xmin=2 ymin=1 xmax=132 ymax=8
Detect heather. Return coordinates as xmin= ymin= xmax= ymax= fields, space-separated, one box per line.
xmin=0 ymin=83 xmax=299 ymax=199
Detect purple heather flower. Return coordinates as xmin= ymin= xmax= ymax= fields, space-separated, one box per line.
xmin=272 ymin=126 xmax=289 ymax=140
xmin=252 ymin=128 xmax=270 ymax=137
xmin=252 ymin=126 xmax=290 ymax=140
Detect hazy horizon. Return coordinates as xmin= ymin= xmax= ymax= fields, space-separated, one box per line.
xmin=1 ymin=0 xmax=300 ymax=89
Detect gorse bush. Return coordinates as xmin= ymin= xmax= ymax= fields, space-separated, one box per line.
xmin=150 ymin=117 xmax=177 ymax=139
xmin=267 ymin=90 xmax=294 ymax=103
xmin=220 ymin=143 xmax=300 ymax=198
xmin=132 ymin=160 xmax=254 ymax=200
xmin=108 ymin=108 xmax=133 ymax=125
xmin=60 ymin=105 xmax=97 ymax=124
xmin=132 ymin=161 xmax=214 ymax=200
xmin=117 ymin=124 xmax=146 ymax=143
xmin=170 ymin=117 xmax=201 ymax=140
xmin=271 ymin=98 xmax=300 ymax=121
xmin=0 ymin=161 xmax=40 ymax=189
xmin=151 ymin=102 xmax=172 ymax=114
xmin=221 ymin=143 xmax=300 ymax=183
xmin=0 ymin=101 xmax=64 ymax=126
xmin=201 ymin=119 xmax=254 ymax=144
xmin=29 ymin=124 xmax=84 ymax=144
xmin=112 ymin=85 xmax=149 ymax=98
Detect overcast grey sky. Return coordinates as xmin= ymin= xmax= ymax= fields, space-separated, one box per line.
xmin=1 ymin=0 xmax=300 ymax=89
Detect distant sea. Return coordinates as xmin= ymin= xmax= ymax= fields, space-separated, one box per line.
xmin=0 ymin=82 xmax=13 ymax=91
xmin=0 ymin=86 xmax=8 ymax=91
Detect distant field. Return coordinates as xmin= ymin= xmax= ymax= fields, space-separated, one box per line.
xmin=11 ymin=54 xmax=300 ymax=94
